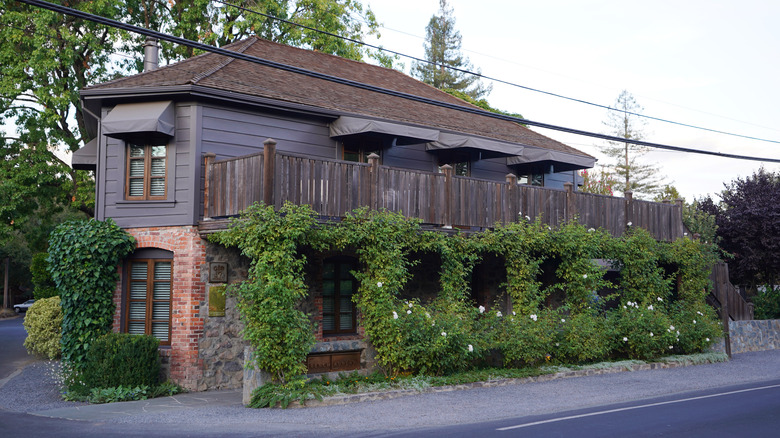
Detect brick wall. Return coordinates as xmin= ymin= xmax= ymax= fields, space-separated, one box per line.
xmin=113 ymin=226 xmax=207 ymax=390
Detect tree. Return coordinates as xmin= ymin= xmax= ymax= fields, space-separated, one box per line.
xmin=600 ymin=90 xmax=664 ymax=199
xmin=710 ymin=169 xmax=780 ymax=294
xmin=412 ymin=0 xmax=491 ymax=99
xmin=579 ymin=167 xmax=618 ymax=196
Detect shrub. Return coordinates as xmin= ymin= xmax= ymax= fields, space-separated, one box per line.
xmin=23 ymin=296 xmax=63 ymax=359
xmin=670 ymin=303 xmax=722 ymax=354
xmin=752 ymin=287 xmax=780 ymax=320
xmin=497 ymin=309 xmax=560 ymax=366
xmin=611 ymin=300 xmax=676 ymax=360
xmin=387 ymin=299 xmax=476 ymax=375
xmin=558 ymin=311 xmax=614 ymax=363
xmin=71 ymin=332 xmax=160 ymax=395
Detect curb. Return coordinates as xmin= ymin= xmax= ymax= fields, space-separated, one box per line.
xmin=288 ymin=358 xmax=715 ymax=408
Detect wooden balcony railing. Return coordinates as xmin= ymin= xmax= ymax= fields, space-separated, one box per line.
xmin=202 ymin=139 xmax=685 ymax=241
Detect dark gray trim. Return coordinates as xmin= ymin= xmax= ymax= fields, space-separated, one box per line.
xmin=72 ymin=138 xmax=97 ymax=171
xmin=190 ymin=103 xmax=203 ymax=225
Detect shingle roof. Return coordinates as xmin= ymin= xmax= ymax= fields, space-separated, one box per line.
xmin=86 ymin=37 xmax=591 ymax=158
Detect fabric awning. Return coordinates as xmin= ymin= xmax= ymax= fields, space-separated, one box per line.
xmin=507 ymin=148 xmax=595 ymax=173
xmin=71 ymin=138 xmax=97 ymax=171
xmin=329 ymin=116 xmax=440 ymax=144
xmin=426 ymin=132 xmax=525 ymax=161
xmin=102 ymin=101 xmax=175 ymax=143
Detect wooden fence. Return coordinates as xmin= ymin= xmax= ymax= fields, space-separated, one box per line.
xmin=203 ymin=141 xmax=685 ymax=240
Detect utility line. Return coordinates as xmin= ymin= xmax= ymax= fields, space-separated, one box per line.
xmin=213 ymin=0 xmax=780 ymax=146
xmin=15 ymin=0 xmax=780 ymax=164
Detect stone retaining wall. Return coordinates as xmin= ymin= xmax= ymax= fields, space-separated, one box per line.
xmin=727 ymin=319 xmax=780 ymax=354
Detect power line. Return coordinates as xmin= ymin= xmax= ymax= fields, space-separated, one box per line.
xmin=16 ymin=0 xmax=780 ymax=164
xmin=213 ymin=0 xmax=780 ymax=146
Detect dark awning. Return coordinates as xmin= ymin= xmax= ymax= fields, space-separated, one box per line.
xmin=72 ymin=138 xmax=97 ymax=171
xmin=329 ymin=116 xmax=440 ymax=144
xmin=102 ymin=101 xmax=175 ymax=143
xmin=507 ymin=148 xmax=595 ymax=173
xmin=427 ymin=132 xmax=524 ymax=161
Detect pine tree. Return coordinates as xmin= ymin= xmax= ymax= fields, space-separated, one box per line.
xmin=600 ymin=90 xmax=664 ymax=199
xmin=412 ymin=0 xmax=491 ymax=99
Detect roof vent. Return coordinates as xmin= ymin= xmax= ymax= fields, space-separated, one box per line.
xmin=143 ymin=37 xmax=159 ymax=72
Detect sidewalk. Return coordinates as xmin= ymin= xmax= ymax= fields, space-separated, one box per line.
xmin=30 ymin=389 xmax=243 ymax=421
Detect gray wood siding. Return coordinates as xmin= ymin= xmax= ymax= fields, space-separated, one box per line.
xmin=200 ymin=105 xmax=337 ymax=160
xmin=382 ymin=142 xmax=436 ymax=172
xmin=98 ymin=103 xmax=194 ymax=228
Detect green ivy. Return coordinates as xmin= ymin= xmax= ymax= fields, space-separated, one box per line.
xmin=47 ymin=219 xmax=135 ymax=372
xmin=211 ymin=202 xmax=325 ymax=384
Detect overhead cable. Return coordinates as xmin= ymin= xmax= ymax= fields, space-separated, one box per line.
xmin=16 ymin=0 xmax=780 ymax=164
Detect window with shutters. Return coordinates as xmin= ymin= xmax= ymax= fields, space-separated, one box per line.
xmin=322 ymin=258 xmax=357 ymax=336
xmin=125 ymin=258 xmax=172 ymax=345
xmin=126 ymin=144 xmax=167 ymax=200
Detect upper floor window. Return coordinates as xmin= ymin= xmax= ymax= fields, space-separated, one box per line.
xmin=322 ymin=258 xmax=357 ymax=335
xmin=519 ymin=173 xmax=543 ymax=186
xmin=342 ymin=135 xmax=382 ymax=164
xmin=126 ymin=144 xmax=167 ymax=200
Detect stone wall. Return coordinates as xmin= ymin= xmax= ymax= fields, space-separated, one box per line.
xmin=727 ymin=319 xmax=780 ymax=354
xmin=196 ymin=241 xmax=251 ymax=391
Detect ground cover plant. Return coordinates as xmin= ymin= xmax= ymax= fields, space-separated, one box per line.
xmin=214 ymin=203 xmax=724 ymax=408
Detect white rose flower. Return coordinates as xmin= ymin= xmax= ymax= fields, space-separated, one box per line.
xmin=649 ymin=332 xmax=654 ymax=337
xmin=377 ymin=282 xmax=383 ymax=288
xmin=406 ymin=310 xmax=412 ymax=314
xmin=478 ymin=305 xmax=485 ymax=314
xmin=441 ymin=332 xmax=447 ymax=337
xmin=496 ymin=311 xmax=503 ymax=317
xmin=392 ymin=311 xmax=398 ymax=320
xmin=530 ymin=314 xmax=538 ymax=321
xmin=623 ymin=337 xmax=628 ymax=342
xmin=468 ymin=344 xmax=474 ymax=352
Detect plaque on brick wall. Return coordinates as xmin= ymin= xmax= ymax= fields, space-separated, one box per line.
xmin=209 ymin=285 xmax=226 ymax=317
xmin=209 ymin=262 xmax=228 ymax=283
xmin=306 ymin=351 xmax=361 ymax=373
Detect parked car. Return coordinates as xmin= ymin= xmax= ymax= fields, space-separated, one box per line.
xmin=13 ymin=299 xmax=35 ymax=313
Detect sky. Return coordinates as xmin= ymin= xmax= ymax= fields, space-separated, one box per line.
xmin=364 ymin=0 xmax=780 ymax=201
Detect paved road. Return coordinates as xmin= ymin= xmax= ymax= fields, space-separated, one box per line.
xmin=0 ymin=317 xmax=32 ymax=382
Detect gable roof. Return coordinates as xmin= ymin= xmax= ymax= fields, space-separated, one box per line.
xmin=84 ymin=37 xmax=591 ymax=159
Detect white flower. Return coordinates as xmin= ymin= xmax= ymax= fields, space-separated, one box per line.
xmin=623 ymin=337 xmax=628 ymax=342
xmin=588 ymin=228 xmax=595 ymax=232
xmin=468 ymin=344 xmax=474 ymax=352
xmin=648 ymin=305 xmax=654 ymax=311
xmin=377 ymin=282 xmax=383 ymax=288
xmin=677 ymin=330 xmax=680 ymax=336
xmin=693 ymin=320 xmax=697 ymax=324
xmin=583 ymin=274 xmax=588 ymax=279
xmin=408 ymin=302 xmax=413 ymax=308
xmin=441 ymin=332 xmax=447 ymax=337
xmin=496 ymin=311 xmax=503 ymax=317
xmin=406 ymin=309 xmax=412 ymax=314
xmin=669 ymin=325 xmax=675 ymax=331
xmin=425 ymin=312 xmax=431 ymax=318
xmin=561 ymin=318 xmax=566 ymax=323
xmin=525 ymin=215 xmax=531 ymax=221
xmin=649 ymin=332 xmax=654 ymax=337
xmin=547 ymin=226 xmax=552 ymax=231
xmin=697 ymin=311 xmax=703 ymax=316
xmin=684 ymin=232 xmax=688 ymax=236
xmin=512 ymin=311 xmax=516 ymax=316
xmin=392 ymin=311 xmax=398 ymax=320
xmin=657 ymin=297 xmax=663 ymax=302
xmin=530 ymin=314 xmax=538 ymax=321
xmin=623 ymin=306 xmax=627 ymax=309
xmin=706 ymin=338 xmax=710 ymax=342
xmin=669 ymin=346 xmax=674 ymax=349
xmin=432 ymin=321 xmax=436 ymax=326
xmin=627 ymin=221 xmax=633 ymax=226
xmin=479 ymin=305 xmax=485 ymax=314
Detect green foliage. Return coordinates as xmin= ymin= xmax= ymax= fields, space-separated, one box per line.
xmin=211 ymin=202 xmax=321 ymax=384
xmin=47 ymin=219 xmax=135 ymax=372
xmin=249 ymin=376 xmax=324 ymax=408
xmin=30 ymin=252 xmax=57 ymax=299
xmin=753 ymin=288 xmax=780 ymax=320
xmin=683 ymin=198 xmax=719 ymax=245
xmin=72 ymin=332 xmax=160 ymax=396
xmin=65 ymin=381 xmax=183 ymax=404
xmin=216 ymin=204 xmax=719 ymax=384
xmin=495 ymin=309 xmax=560 ymax=366
xmin=23 ymin=296 xmax=63 ymax=360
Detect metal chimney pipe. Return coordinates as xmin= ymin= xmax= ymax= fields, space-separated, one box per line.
xmin=143 ymin=37 xmax=159 ymax=72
